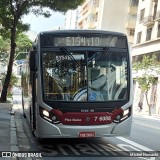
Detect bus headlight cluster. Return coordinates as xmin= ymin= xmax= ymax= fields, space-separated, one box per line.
xmin=39 ymin=107 xmax=60 ymax=124
xmin=113 ymin=107 xmax=131 ymax=123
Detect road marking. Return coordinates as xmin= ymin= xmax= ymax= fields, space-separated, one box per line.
xmin=57 ymin=144 xmax=81 ymax=156
xmin=133 ymin=122 xmax=160 ymax=130
xmin=116 ymin=137 xmax=154 ymax=151
xmin=116 ymin=137 xmax=156 ymax=160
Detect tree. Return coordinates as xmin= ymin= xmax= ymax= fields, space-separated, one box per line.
xmin=0 ymin=36 xmax=10 ymax=62
xmin=15 ymin=33 xmax=32 ymax=60
xmin=0 ymin=0 xmax=84 ymax=102
xmin=1 ymin=73 xmax=18 ymax=97
xmin=0 ymin=33 xmax=32 ymax=63
xmin=133 ymin=55 xmax=160 ymax=116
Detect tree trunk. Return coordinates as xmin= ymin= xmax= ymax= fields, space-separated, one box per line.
xmin=0 ymin=27 xmax=16 ymax=102
xmin=145 ymin=92 xmax=151 ymax=116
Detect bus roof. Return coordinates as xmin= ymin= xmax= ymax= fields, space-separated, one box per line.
xmin=39 ymin=30 xmax=126 ymax=37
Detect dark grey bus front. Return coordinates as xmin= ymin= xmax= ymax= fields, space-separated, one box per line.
xmin=33 ymin=30 xmax=133 ymax=138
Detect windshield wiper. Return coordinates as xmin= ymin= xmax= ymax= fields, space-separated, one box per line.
xmin=61 ymin=47 xmax=82 ymax=70
xmin=87 ymin=47 xmax=109 ymax=62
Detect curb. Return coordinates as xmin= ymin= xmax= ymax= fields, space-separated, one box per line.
xmin=10 ymin=99 xmax=33 ymax=160
xmin=10 ymin=103 xmax=19 ymax=159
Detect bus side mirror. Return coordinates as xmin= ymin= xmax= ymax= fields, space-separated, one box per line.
xmin=29 ymin=51 xmax=36 ymax=71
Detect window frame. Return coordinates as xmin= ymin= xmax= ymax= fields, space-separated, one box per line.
xmin=136 ymin=31 xmax=142 ymax=44
xmin=146 ymin=27 xmax=152 ymax=41
xmin=139 ymin=8 xmax=145 ymax=23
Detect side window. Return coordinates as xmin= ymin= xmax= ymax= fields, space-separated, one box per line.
xmin=129 ymin=29 xmax=135 ymax=36
xmin=157 ymin=23 xmax=160 ymax=38
xmin=146 ymin=27 xmax=152 ymax=41
xmin=136 ymin=31 xmax=142 ymax=44
xmin=139 ymin=9 xmax=145 ymax=22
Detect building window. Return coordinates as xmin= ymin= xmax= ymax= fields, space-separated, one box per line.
xmin=130 ymin=0 xmax=139 ymax=6
xmin=157 ymin=23 xmax=160 ymax=38
xmin=146 ymin=27 xmax=152 ymax=41
xmin=157 ymin=53 xmax=160 ymax=62
xmin=129 ymin=29 xmax=135 ymax=36
xmin=132 ymin=56 xmax=138 ymax=63
xmin=139 ymin=9 xmax=145 ymax=22
xmin=153 ymin=3 xmax=157 ymax=19
xmin=136 ymin=31 xmax=142 ymax=44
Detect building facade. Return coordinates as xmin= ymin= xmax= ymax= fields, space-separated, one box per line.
xmin=132 ymin=0 xmax=160 ymax=115
xmin=65 ymin=10 xmax=79 ymax=29
xmin=65 ymin=0 xmax=138 ymax=45
xmin=77 ymin=0 xmax=138 ymax=45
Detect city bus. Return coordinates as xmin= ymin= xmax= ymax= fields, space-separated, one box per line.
xmin=21 ymin=30 xmax=133 ymax=138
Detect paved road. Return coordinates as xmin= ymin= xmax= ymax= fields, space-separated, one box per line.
xmin=131 ymin=116 xmax=160 ymax=151
xmin=12 ymin=94 xmax=160 ymax=160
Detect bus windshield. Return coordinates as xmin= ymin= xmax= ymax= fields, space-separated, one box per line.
xmin=42 ymin=48 xmax=128 ymax=102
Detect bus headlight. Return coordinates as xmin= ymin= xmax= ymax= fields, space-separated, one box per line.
xmin=39 ymin=107 xmax=60 ymax=124
xmin=123 ymin=109 xmax=129 ymax=116
xmin=113 ymin=107 xmax=131 ymax=123
xmin=42 ymin=110 xmax=49 ymax=117
xmin=121 ymin=107 xmax=132 ymax=121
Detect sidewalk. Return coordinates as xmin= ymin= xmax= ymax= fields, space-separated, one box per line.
xmin=0 ymin=103 xmax=12 ymax=151
xmin=133 ymin=109 xmax=160 ymax=121
xmin=0 ymin=103 xmax=19 ymax=154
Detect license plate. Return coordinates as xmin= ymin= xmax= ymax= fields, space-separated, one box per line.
xmin=79 ymin=132 xmax=96 ymax=138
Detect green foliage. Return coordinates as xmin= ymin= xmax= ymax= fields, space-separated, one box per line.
xmin=0 ymin=37 xmax=10 ymax=67
xmin=1 ymin=73 xmax=18 ymax=88
xmin=0 ymin=37 xmax=10 ymax=49
xmin=134 ymin=76 xmax=157 ymax=93
xmin=0 ymin=0 xmax=84 ymax=29
xmin=133 ymin=55 xmax=160 ymax=115
xmin=0 ymin=33 xmax=32 ymax=61
xmin=133 ymin=55 xmax=159 ymax=92
xmin=7 ymin=92 xmax=13 ymax=98
xmin=15 ymin=33 xmax=32 ymax=59
xmin=0 ymin=0 xmax=84 ymax=40
xmin=133 ymin=55 xmax=159 ymax=70
xmin=1 ymin=73 xmax=18 ymax=99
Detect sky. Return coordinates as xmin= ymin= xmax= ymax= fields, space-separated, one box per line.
xmin=22 ymin=11 xmax=65 ymax=34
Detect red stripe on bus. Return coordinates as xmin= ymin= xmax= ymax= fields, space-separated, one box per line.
xmin=51 ymin=108 xmax=123 ymax=125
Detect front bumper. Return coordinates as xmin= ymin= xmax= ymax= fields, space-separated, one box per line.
xmin=36 ymin=115 xmax=132 ymax=138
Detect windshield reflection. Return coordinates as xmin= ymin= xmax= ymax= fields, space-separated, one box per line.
xmin=42 ymin=49 xmax=128 ymax=101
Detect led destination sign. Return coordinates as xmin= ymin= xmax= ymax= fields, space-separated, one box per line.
xmin=41 ymin=35 xmax=126 ymax=48
xmin=55 ymin=37 xmax=102 ymax=46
